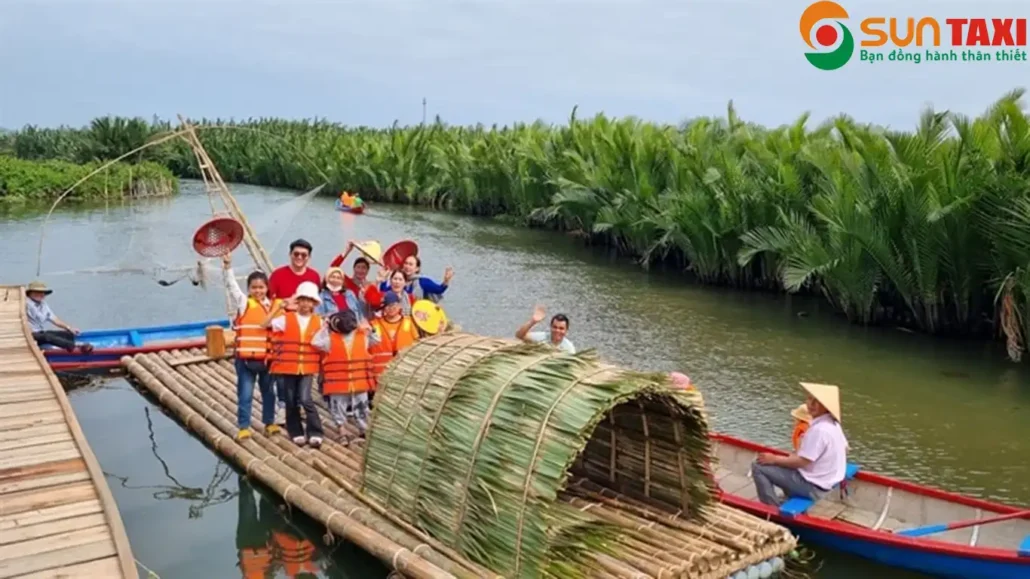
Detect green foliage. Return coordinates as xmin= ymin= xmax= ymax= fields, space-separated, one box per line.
xmin=363 ymin=335 xmax=712 ymax=578
xmin=0 ymin=155 xmax=177 ymax=202
xmin=7 ymin=92 xmax=1030 ymax=356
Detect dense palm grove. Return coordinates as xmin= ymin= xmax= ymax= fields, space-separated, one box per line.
xmin=2 ymin=93 xmax=1029 ymax=360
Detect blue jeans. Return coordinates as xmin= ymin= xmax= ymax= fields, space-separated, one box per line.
xmin=235 ymin=358 xmax=275 ymax=429
xmin=751 ymin=461 xmax=828 ymax=506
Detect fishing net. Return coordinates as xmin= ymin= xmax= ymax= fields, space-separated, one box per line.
xmin=38 ymin=183 xmax=324 ymax=289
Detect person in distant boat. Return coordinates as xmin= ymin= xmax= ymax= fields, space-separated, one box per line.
xmin=268 ymin=239 xmax=321 ymax=308
xmin=790 ymin=403 xmax=812 ymax=451
xmin=515 ymin=305 xmax=575 ymax=354
xmin=752 ymin=382 xmax=848 ymax=506
xmin=313 ymin=310 xmax=379 ymax=442
xmin=24 ymin=281 xmax=94 ymax=354
xmin=224 ymin=254 xmax=282 ymax=440
xmin=391 ymin=255 xmax=452 ymax=303
xmin=264 ymin=282 xmax=325 ymax=449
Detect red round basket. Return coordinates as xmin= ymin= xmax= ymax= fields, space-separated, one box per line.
xmin=193 ymin=217 xmax=245 ymax=257
xmin=382 ymin=240 xmax=419 ymax=270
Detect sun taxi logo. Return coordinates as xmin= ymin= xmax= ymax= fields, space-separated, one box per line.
xmin=801 ymin=1 xmax=1028 ymax=69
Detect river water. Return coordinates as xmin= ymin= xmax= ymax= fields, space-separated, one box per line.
xmin=3 ymin=181 xmax=1028 ymax=579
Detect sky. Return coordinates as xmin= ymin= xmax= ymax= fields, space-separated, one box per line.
xmin=1 ymin=0 xmax=1029 ymax=131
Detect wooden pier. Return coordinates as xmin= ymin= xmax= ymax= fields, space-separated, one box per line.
xmin=0 ymin=286 xmax=137 ymax=579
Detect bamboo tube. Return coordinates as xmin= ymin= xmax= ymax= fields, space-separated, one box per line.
xmin=147 ymin=352 xmax=492 ymax=579
xmin=123 ymin=348 xmax=798 ymax=579
xmin=563 ymin=484 xmax=755 ymax=551
xmin=179 ymin=352 xmax=367 ymax=470
xmin=123 ymin=354 xmax=454 ymax=579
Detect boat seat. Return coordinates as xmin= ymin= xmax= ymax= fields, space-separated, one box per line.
xmin=779 ymin=462 xmax=861 ymax=518
xmin=1018 ymin=534 xmax=1030 ymax=557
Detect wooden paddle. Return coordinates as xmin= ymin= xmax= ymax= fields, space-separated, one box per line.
xmin=896 ymin=508 xmax=1030 ymax=538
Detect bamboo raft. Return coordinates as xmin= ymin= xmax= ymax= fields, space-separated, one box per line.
xmin=120 ymin=334 xmax=796 ymax=579
xmin=0 ymin=286 xmax=138 ymax=579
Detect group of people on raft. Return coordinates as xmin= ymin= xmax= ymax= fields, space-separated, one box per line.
xmin=26 ymin=237 xmax=847 ymax=507
xmin=223 ymin=237 xmax=454 ymax=448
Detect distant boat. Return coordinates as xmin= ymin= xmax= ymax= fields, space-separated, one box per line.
xmin=44 ymin=318 xmax=229 ymax=372
xmin=713 ymin=433 xmax=1030 ymax=579
xmin=336 ymin=198 xmax=365 ymax=214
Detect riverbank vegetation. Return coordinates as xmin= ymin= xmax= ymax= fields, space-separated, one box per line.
xmin=0 ymin=155 xmax=178 ymax=203
xmin=3 ymin=91 xmax=1029 ymax=360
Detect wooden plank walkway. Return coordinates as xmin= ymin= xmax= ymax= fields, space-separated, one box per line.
xmin=0 ymin=286 xmax=137 ymax=579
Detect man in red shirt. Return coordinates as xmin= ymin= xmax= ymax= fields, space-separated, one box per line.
xmin=268 ymin=239 xmax=322 ymax=307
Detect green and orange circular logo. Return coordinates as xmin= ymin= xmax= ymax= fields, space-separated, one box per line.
xmin=801 ymin=1 xmax=855 ymax=70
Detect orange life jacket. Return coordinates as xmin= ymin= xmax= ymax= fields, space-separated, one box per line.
xmin=239 ymin=546 xmax=273 ymax=579
xmin=370 ymin=317 xmax=418 ymax=379
xmin=792 ymin=420 xmax=810 ymax=451
xmin=321 ymin=330 xmax=374 ymax=395
xmin=269 ymin=313 xmax=323 ymax=375
xmin=234 ymin=297 xmax=282 ymax=360
xmin=273 ymin=532 xmax=318 ymax=578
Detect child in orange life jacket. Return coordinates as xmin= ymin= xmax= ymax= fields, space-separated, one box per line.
xmin=312 ymin=310 xmax=380 ymax=442
xmin=368 ymin=292 xmax=421 ymax=402
xmin=224 ymin=254 xmax=282 ymax=441
xmin=263 ymin=281 xmax=325 ymax=448
xmin=790 ymin=403 xmax=812 ymax=451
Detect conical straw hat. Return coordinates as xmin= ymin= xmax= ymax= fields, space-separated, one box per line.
xmin=790 ymin=403 xmax=812 ymax=423
xmin=799 ymin=382 xmax=841 ymax=422
xmin=353 ymin=240 xmax=382 ymax=264
xmin=411 ymin=299 xmax=448 ymax=335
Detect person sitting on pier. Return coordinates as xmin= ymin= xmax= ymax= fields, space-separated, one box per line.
xmin=515 ymin=305 xmax=575 ymax=354
xmin=24 ymin=281 xmax=93 ymax=354
xmin=752 ymin=383 xmax=847 ymax=506
xmin=224 ymin=254 xmax=281 ymax=441
xmin=313 ymin=310 xmax=380 ymax=442
xmin=369 ymin=292 xmax=420 ymax=397
xmin=264 ymin=281 xmax=325 ymax=449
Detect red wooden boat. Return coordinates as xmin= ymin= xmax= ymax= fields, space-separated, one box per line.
xmin=712 ymin=433 xmax=1030 ymax=578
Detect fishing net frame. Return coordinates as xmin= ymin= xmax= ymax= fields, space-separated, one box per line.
xmin=32 ymin=116 xmax=331 ymax=318
xmin=361 ymin=332 xmax=716 ymax=578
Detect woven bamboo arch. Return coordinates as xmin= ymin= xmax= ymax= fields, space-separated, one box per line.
xmin=361 ymin=332 xmax=715 ymax=577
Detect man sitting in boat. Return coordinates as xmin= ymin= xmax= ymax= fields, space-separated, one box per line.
xmin=515 ymin=305 xmax=575 ymax=354
xmin=752 ymin=382 xmax=847 ymax=506
xmin=24 ymin=281 xmax=93 ymax=354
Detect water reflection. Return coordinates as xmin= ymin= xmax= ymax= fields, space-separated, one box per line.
xmin=237 ymin=475 xmax=322 ymax=579
xmin=105 ymin=407 xmax=237 ymax=519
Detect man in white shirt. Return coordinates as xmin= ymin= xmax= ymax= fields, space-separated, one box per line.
xmin=752 ymin=382 xmax=848 ymax=506
xmin=515 ymin=305 xmax=575 ymax=354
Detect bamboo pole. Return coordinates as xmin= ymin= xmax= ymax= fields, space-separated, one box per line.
xmin=123 ymin=354 xmax=456 ymax=579
xmin=122 ymin=347 xmax=798 ymax=579
xmin=146 ymin=351 xmax=494 ymax=579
